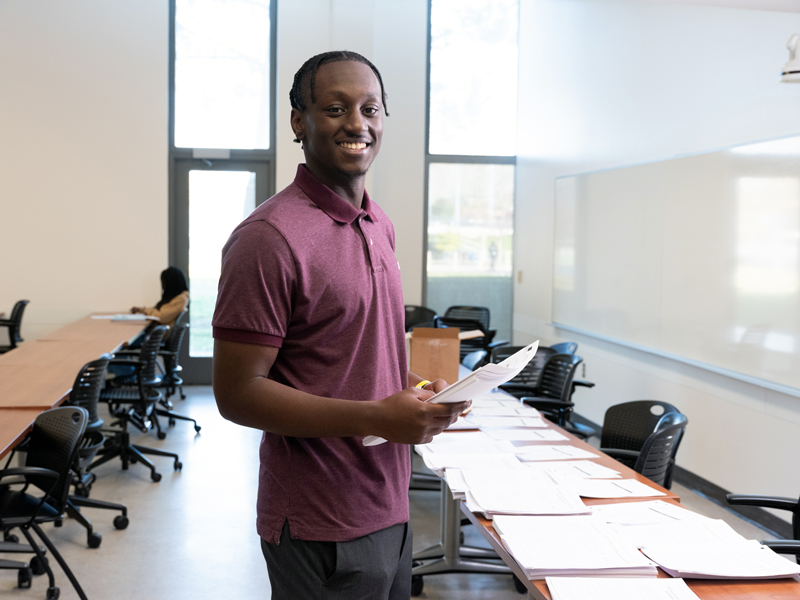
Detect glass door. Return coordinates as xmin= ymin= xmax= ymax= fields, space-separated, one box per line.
xmin=173 ymin=160 xmax=270 ymax=383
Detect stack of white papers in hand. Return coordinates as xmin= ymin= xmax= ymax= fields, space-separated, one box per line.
xmin=462 ymin=470 xmax=589 ymax=516
xmin=523 ymin=460 xmax=621 ymax=479
xmin=493 ymin=515 xmax=657 ymax=578
xmin=627 ymin=520 xmax=800 ymax=580
xmin=546 ymin=577 xmax=701 ymax=600
xmin=513 ymin=445 xmax=599 ymax=461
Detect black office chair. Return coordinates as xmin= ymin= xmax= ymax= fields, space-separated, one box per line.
xmin=550 ymin=341 xmax=577 ymax=355
xmin=433 ymin=316 xmax=508 ymax=368
xmin=726 ymin=491 xmax=800 ymax=563
xmin=157 ymin=321 xmax=189 ymax=402
xmin=64 ymin=357 xmax=129 ymax=548
xmin=502 ymin=352 xmax=596 ymax=439
xmin=0 ymin=406 xmax=90 ymax=600
xmin=404 ymin=305 xmax=437 ymax=332
xmin=91 ymin=326 xmax=182 ymax=482
xmin=0 ymin=299 xmax=29 ymax=354
xmin=599 ymin=400 xmax=687 ymax=489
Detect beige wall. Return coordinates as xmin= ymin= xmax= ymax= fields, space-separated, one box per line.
xmin=0 ymin=0 xmax=169 ymax=341
xmin=514 ymin=0 xmax=800 ymax=505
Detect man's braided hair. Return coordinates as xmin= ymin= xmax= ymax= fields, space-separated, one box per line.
xmin=289 ymin=50 xmax=389 ymax=117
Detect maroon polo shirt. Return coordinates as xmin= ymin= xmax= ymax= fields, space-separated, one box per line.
xmin=212 ymin=164 xmax=410 ymax=543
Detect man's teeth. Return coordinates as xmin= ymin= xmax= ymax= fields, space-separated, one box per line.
xmin=339 ymin=142 xmax=367 ymax=149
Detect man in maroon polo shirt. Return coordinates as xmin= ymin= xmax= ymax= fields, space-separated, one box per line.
xmin=211 ymin=51 xmax=469 ymax=599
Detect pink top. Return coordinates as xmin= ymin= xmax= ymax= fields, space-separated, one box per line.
xmin=212 ymin=165 xmax=410 ymax=543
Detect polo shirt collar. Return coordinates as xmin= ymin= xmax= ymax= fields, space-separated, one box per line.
xmin=294 ymin=164 xmax=378 ymax=225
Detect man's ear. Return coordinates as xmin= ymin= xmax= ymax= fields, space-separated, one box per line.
xmin=290 ymin=108 xmax=305 ymax=142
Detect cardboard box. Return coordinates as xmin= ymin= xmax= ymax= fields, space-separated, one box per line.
xmin=408 ymin=327 xmax=461 ymax=386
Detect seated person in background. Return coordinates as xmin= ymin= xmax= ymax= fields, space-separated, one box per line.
xmin=131 ymin=266 xmax=190 ymax=329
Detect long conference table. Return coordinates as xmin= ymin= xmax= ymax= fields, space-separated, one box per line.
xmin=418 ymin=391 xmax=800 ymax=599
xmin=0 ymin=314 xmax=149 ymax=460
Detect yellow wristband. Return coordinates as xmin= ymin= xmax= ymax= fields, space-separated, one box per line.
xmin=415 ymin=380 xmax=432 ymax=389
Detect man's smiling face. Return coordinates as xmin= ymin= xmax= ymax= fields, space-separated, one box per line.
xmin=292 ymin=60 xmax=384 ymax=186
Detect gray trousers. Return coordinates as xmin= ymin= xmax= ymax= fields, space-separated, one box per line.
xmin=261 ymin=520 xmax=412 ymax=600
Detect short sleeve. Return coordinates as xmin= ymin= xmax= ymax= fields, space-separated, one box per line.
xmin=212 ymin=220 xmax=296 ymax=347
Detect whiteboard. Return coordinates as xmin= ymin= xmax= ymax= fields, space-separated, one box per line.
xmin=553 ymin=135 xmax=800 ymax=395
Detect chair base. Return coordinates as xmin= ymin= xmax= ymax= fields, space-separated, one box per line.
xmin=88 ymin=429 xmax=181 ymax=483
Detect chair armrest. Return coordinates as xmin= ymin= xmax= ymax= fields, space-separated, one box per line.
xmin=520 ymin=397 xmax=574 ymax=410
xmin=725 ymin=494 xmax=799 ymax=513
xmin=488 ymin=339 xmax=509 ymax=350
xmin=0 ymin=466 xmax=59 ymax=486
xmin=763 ymin=540 xmax=800 ymax=555
xmin=574 ymin=380 xmax=595 ymax=388
xmin=600 ymin=448 xmax=641 ymax=462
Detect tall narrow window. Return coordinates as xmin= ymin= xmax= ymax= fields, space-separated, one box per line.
xmin=426 ymin=0 xmax=519 ymax=342
xmin=170 ymin=0 xmax=276 ymax=382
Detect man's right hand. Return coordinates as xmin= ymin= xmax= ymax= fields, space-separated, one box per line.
xmin=370 ymin=387 xmax=470 ymax=445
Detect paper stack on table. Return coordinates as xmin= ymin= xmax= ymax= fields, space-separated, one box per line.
xmin=462 ymin=469 xmax=589 ymax=516
xmin=546 ymin=577 xmax=701 ymax=600
xmin=493 ymin=515 xmax=658 ymax=578
xmin=512 ymin=444 xmax=599 ymax=461
xmin=626 ymin=519 xmax=800 ymax=580
xmin=523 ymin=460 xmax=621 ymax=479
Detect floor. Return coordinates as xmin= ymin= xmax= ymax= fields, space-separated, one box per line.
xmin=0 ymin=387 xmax=779 ymax=600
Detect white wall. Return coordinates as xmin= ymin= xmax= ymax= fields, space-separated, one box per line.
xmin=0 ymin=0 xmax=169 ymax=340
xmin=515 ymin=0 xmax=800 ymax=502
xmin=276 ymin=0 xmax=428 ymax=305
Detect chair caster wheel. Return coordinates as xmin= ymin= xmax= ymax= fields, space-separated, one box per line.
xmin=411 ymin=575 xmax=423 ymax=597
xmin=54 ymin=519 xmax=63 ymax=528
xmin=168 ymin=418 xmax=176 ymax=427
xmin=75 ymin=486 xmax=90 ymax=498
xmin=513 ymin=574 xmax=527 ymax=594
xmin=114 ymin=515 xmax=129 ymax=529
xmin=87 ymin=532 xmax=102 ymax=548
xmin=30 ymin=555 xmax=48 ymax=576
xmin=194 ymin=425 xmax=201 ymax=432
xmin=174 ymin=461 xmax=182 ymax=471
xmin=18 ymin=567 xmax=32 ymax=589
xmin=46 ymin=586 xmax=60 ymax=599
xmin=151 ymin=471 xmax=162 ymax=482
xmin=157 ymin=431 xmax=167 ymax=440
xmin=5 ymin=532 xmax=19 ymax=543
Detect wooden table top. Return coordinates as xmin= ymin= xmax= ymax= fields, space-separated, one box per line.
xmin=0 ymin=408 xmax=43 ymax=460
xmin=456 ymin=423 xmax=800 ymax=599
xmin=0 ymin=314 xmax=149 ymax=458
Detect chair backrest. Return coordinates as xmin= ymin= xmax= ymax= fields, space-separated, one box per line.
xmin=549 ymin=341 xmax=577 ymax=354
xmin=26 ymin=406 xmax=89 ymax=506
xmin=444 ymin=305 xmax=491 ymax=330
xmin=5 ymin=299 xmax=30 ymax=345
xmin=535 ymin=353 xmax=583 ymax=402
xmin=434 ymin=315 xmax=491 ymax=360
xmin=68 ymin=356 xmax=111 ymax=426
xmin=139 ymin=325 xmax=168 ymax=383
xmin=172 ymin=310 xmax=187 ymax=330
xmin=600 ymin=400 xmax=682 ymax=452
xmin=163 ymin=322 xmax=189 ymax=373
xmin=404 ymin=305 xmax=437 ymax=332
xmin=492 ymin=345 xmax=558 ymax=387
xmin=632 ymin=414 xmax=688 ymax=488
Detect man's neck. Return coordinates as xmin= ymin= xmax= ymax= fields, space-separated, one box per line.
xmin=304 ymin=163 xmax=366 ymax=210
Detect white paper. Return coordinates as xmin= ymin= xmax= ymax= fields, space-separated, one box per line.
xmin=469 ymin=406 xmax=543 ymax=417
xmin=591 ymin=500 xmax=707 ymax=525
xmin=421 ymin=452 xmax=522 ymax=476
xmin=469 ymin=416 xmax=555 ymax=430
xmin=546 ymin=577 xmax=701 ymax=600
xmin=364 ymin=341 xmax=539 ymax=446
xmin=568 ymin=478 xmax=666 ymax=499
xmin=513 ymin=445 xmax=599 ymax=461
xmin=463 ymin=470 xmax=589 ymax=516
xmin=523 ymin=460 xmax=621 ymax=479
xmin=496 ymin=516 xmax=657 ymax=578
